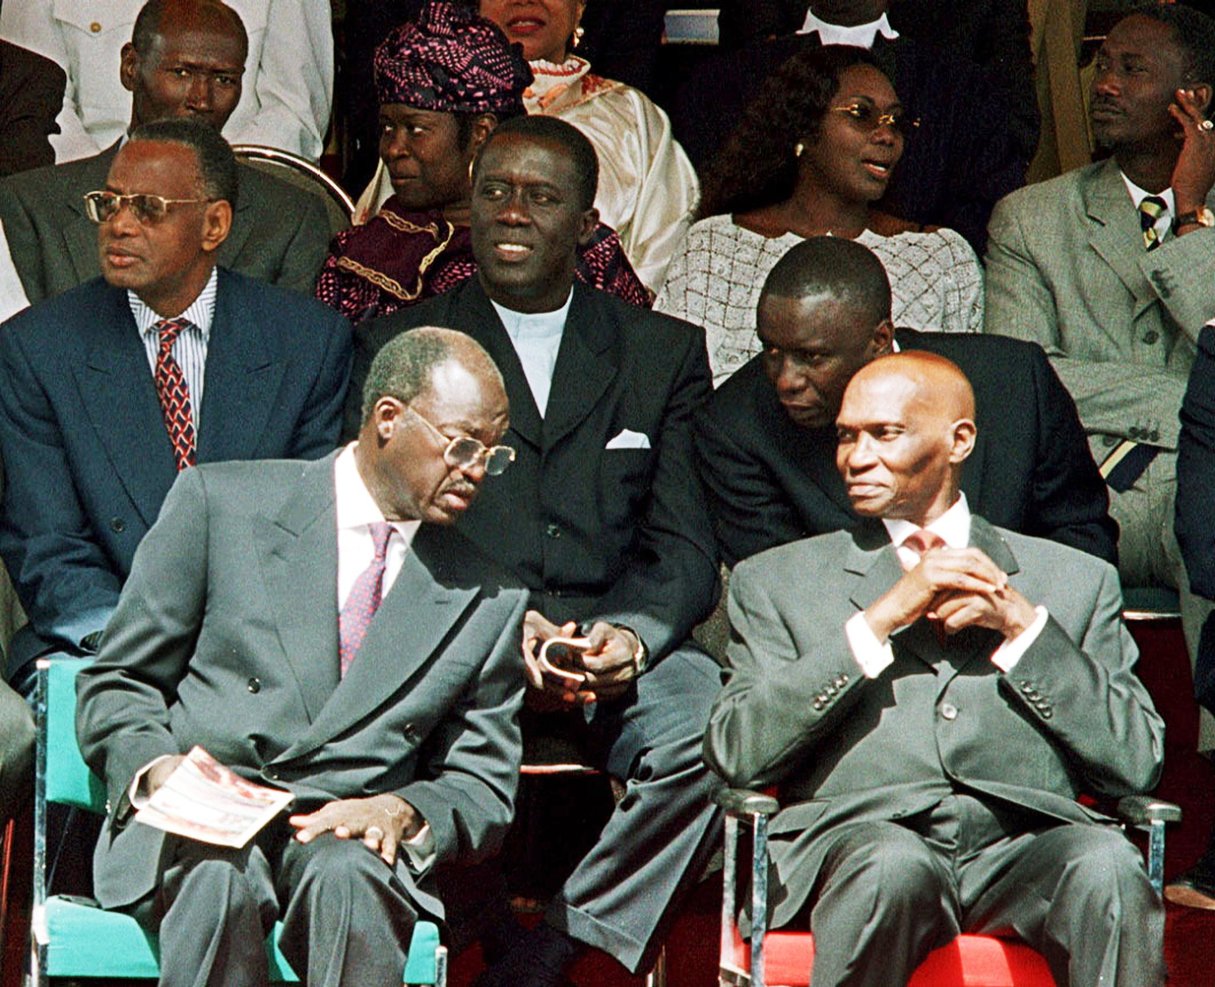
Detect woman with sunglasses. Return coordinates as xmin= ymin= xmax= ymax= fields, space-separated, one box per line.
xmin=655 ymin=45 xmax=983 ymax=386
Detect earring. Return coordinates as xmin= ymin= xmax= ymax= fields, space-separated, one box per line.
xmin=795 ymin=142 xmax=805 ymax=158
xmin=572 ymin=25 xmax=585 ymax=49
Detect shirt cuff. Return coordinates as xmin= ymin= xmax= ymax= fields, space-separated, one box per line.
xmin=990 ymin=606 xmax=1049 ymax=672
xmin=846 ymin=611 xmax=895 ymax=679
xmin=128 ymin=754 xmax=179 ymax=810
xmin=401 ymin=821 xmax=435 ymax=872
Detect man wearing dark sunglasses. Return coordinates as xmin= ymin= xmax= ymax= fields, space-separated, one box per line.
xmin=0 ymin=0 xmax=332 ymax=312
xmin=0 ymin=117 xmax=351 ymax=696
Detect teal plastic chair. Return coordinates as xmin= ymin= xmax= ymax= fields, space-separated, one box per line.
xmin=31 ymin=658 xmax=447 ymax=986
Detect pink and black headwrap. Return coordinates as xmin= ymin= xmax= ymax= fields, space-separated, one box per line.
xmin=373 ymin=2 xmax=532 ymax=115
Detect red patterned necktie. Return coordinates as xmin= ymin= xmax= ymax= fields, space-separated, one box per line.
xmin=339 ymin=522 xmax=395 ymax=677
xmin=153 ymin=318 xmax=197 ymax=471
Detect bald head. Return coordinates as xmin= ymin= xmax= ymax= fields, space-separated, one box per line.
xmin=835 ymin=352 xmax=976 ymax=524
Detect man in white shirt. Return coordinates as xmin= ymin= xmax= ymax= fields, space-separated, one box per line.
xmin=0 ymin=0 xmax=332 ymax=162
xmin=76 ymin=326 xmax=529 ymax=987
xmin=705 ymin=351 xmax=1166 ymax=987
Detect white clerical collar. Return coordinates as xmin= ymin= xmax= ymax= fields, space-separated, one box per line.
xmin=798 ymin=9 xmax=898 ymax=48
xmin=490 ymin=289 xmax=573 ymax=340
xmin=883 ymin=491 xmax=971 ymax=552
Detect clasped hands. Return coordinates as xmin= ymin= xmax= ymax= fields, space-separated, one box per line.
xmin=522 ymin=609 xmax=640 ymax=708
xmin=146 ymin=756 xmax=421 ymax=865
xmin=864 ymin=545 xmax=1038 ymax=645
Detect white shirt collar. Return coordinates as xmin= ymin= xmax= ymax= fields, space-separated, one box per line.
xmin=129 ymin=265 xmax=219 ymax=338
xmin=798 ymin=10 xmax=898 ymax=47
xmin=333 ymin=442 xmax=421 ymax=548
xmin=1120 ymin=171 xmax=1176 ymax=217
xmin=883 ymin=491 xmax=971 ymax=553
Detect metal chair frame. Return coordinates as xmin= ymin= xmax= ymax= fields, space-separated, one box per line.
xmin=716 ymin=787 xmax=1180 ymax=987
xmin=29 ymin=658 xmax=446 ymax=986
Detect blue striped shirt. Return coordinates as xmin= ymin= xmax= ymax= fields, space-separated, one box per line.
xmin=127 ymin=267 xmax=218 ymax=430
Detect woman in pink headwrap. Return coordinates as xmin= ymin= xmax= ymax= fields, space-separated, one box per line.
xmin=315 ymin=2 xmax=646 ymax=323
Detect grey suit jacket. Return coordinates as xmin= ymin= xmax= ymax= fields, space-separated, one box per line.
xmin=984 ymin=157 xmax=1215 ymax=459
xmin=0 ymin=141 xmax=332 ymax=302
xmin=76 ymin=454 xmax=528 ymax=916
xmin=704 ymin=516 xmax=1164 ymax=926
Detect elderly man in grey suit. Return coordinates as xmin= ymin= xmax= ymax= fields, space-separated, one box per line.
xmin=706 ymin=352 xmax=1166 ymax=987
xmin=985 ymin=6 xmax=1215 ymax=596
xmin=76 ymin=328 xmax=529 ymax=987
xmin=0 ymin=0 xmax=331 ymax=312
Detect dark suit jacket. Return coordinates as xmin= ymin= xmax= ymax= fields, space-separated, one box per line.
xmin=695 ymin=329 xmax=1117 ymax=568
xmin=705 ymin=516 xmax=1163 ymax=926
xmin=0 ymin=269 xmax=351 ymax=675
xmin=0 ymin=41 xmax=65 ymax=178
xmin=673 ymin=29 xmax=1035 ymax=252
xmin=0 ymin=141 xmax=332 ymax=303
xmin=1176 ymin=325 xmax=1215 ymax=710
xmin=76 ymin=454 xmax=528 ymax=914
xmin=349 ymin=279 xmax=719 ymax=661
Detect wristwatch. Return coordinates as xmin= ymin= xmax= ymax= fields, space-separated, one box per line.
xmin=612 ymin=623 xmax=649 ymax=677
xmin=1172 ymin=206 xmax=1215 ymax=232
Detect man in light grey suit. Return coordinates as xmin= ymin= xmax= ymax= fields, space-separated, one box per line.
xmin=985 ymin=6 xmax=1215 ymax=596
xmin=0 ymin=0 xmax=331 ymax=310
xmin=705 ymin=352 xmax=1166 ymax=987
xmin=76 ymin=328 xmax=529 ymax=987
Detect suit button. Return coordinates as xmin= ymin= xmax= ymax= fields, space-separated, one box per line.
xmin=1041 ymin=709 xmax=1053 ymax=719
xmin=813 ymin=699 xmax=824 ymax=711
xmin=1102 ymin=435 xmax=1118 ymax=448
xmin=90 ymin=21 xmax=102 ymax=32
xmin=1150 ymin=429 xmax=1160 ymax=442
xmin=1020 ymin=682 xmax=1034 ymax=694
xmin=266 ymin=768 xmax=280 ymax=781
xmin=545 ymin=523 xmax=561 ymax=539
xmin=1129 ymin=426 xmax=1142 ymax=439
xmin=403 ymin=723 xmax=419 ymax=742
xmin=1143 ymin=331 xmax=1159 ymax=344
xmin=247 ymin=677 xmax=261 ymax=694
xmin=837 ymin=674 xmax=849 ymax=687
xmin=939 ymin=703 xmax=958 ymax=721
xmin=825 ymin=684 xmax=837 ymax=696
xmin=109 ymin=517 xmax=126 ymax=533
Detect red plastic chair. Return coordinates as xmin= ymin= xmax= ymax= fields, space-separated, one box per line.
xmin=716 ymin=789 xmax=1178 ymax=987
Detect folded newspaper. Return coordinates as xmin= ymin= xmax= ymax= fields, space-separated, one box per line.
xmin=134 ymin=746 xmax=293 ymax=847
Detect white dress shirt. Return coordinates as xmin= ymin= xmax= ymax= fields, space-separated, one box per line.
xmin=129 ymin=267 xmax=218 ymax=431
xmin=797 ymin=10 xmax=899 ymax=48
xmin=491 ymin=291 xmax=573 ymax=417
xmin=845 ymin=493 xmax=1048 ymax=678
xmin=1121 ymin=172 xmax=1175 ymax=248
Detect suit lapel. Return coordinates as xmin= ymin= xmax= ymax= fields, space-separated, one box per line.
xmin=195 ymin=271 xmax=285 ymax=462
xmin=541 ymin=285 xmax=617 ymax=450
xmin=64 ymin=146 xmax=119 ymax=284
xmin=1083 ymin=159 xmax=1158 ymax=322
xmin=73 ymin=283 xmax=180 ymax=527
xmin=280 ymin=523 xmax=479 ymax=760
xmin=255 ymin=454 xmax=342 ymax=722
xmin=456 ymin=280 xmax=544 ymax=448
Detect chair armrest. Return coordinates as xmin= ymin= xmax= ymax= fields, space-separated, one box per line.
xmin=715 ymin=787 xmax=779 ymax=816
xmin=1117 ymin=795 xmax=1182 ymax=825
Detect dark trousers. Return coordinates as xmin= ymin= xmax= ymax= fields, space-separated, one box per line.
xmin=802 ymin=794 xmax=1164 ymax=987
xmin=133 ymin=827 xmax=420 ymax=987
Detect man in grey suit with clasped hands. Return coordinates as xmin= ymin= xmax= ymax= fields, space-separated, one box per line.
xmin=76 ymin=328 xmax=529 ymax=987
xmin=706 ymin=352 xmax=1165 ymax=987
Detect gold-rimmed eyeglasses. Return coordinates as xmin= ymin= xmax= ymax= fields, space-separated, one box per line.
xmin=831 ymin=103 xmax=920 ymax=137
xmin=83 ymin=190 xmax=213 ymax=225
xmin=406 ymin=406 xmax=516 ymax=476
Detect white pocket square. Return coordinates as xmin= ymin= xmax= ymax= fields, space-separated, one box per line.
xmin=605 ymin=428 xmax=651 ymax=450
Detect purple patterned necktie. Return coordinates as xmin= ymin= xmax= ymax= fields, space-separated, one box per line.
xmin=339 ymin=522 xmax=394 ymax=677
xmin=153 ymin=318 xmax=197 ymax=471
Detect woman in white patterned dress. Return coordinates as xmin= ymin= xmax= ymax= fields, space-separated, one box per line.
xmin=655 ymin=45 xmax=983 ymax=386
